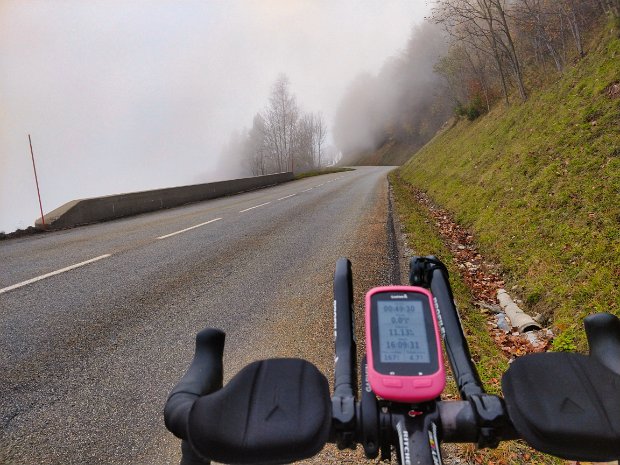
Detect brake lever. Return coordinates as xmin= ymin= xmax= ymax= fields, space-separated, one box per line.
xmin=164 ymin=328 xmax=225 ymax=439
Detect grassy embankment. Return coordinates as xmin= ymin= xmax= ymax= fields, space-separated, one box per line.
xmin=391 ymin=22 xmax=619 ymax=355
xmin=386 ymin=21 xmax=619 ymax=465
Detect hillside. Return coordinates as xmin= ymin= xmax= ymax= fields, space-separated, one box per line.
xmin=392 ymin=23 xmax=619 ymax=351
xmin=345 ymin=139 xmax=418 ymax=166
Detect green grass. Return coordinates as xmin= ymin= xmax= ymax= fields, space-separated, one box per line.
xmin=391 ymin=170 xmax=561 ymax=465
xmin=390 ymin=172 xmax=508 ymax=392
xmin=394 ymin=25 xmax=620 ymax=352
xmin=294 ymin=167 xmax=354 ymax=180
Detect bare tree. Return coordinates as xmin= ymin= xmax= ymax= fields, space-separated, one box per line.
xmin=492 ymin=0 xmax=528 ymax=100
xmin=313 ymin=112 xmax=327 ymax=168
xmin=513 ymin=0 xmax=565 ymax=72
xmin=434 ymin=0 xmax=527 ymax=103
xmin=597 ymin=0 xmax=620 ymax=16
xmin=292 ymin=112 xmax=328 ymax=171
xmin=263 ymin=74 xmax=299 ymax=172
xmin=435 ymin=42 xmax=494 ymax=112
xmin=226 ymin=75 xmax=331 ymax=176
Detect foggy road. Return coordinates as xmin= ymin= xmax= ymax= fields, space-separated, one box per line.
xmin=0 ymin=166 xmax=396 ymax=464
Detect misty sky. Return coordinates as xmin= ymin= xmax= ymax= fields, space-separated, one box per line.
xmin=0 ymin=0 xmax=430 ymax=233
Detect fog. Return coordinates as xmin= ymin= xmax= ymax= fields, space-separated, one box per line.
xmin=0 ymin=0 xmax=430 ymax=233
xmin=333 ymin=21 xmax=450 ymax=161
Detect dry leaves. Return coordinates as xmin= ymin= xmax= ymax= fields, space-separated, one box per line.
xmin=410 ymin=187 xmax=551 ymax=358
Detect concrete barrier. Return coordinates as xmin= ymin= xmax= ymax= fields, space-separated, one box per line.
xmin=35 ymin=172 xmax=294 ymax=230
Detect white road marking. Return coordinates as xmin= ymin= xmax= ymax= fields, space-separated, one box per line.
xmin=239 ymin=202 xmax=271 ymax=213
xmin=316 ymin=183 xmax=325 ymax=187
xmin=157 ymin=218 xmax=222 ymax=240
xmin=0 ymin=254 xmax=112 ymax=295
xmin=277 ymin=194 xmax=296 ymax=201
xmin=301 ymin=188 xmax=313 ymax=192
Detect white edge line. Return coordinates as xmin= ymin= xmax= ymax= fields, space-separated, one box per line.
xmin=277 ymin=194 xmax=296 ymax=201
xmin=239 ymin=202 xmax=271 ymax=213
xmin=157 ymin=218 xmax=222 ymax=240
xmin=0 ymin=254 xmax=112 ymax=295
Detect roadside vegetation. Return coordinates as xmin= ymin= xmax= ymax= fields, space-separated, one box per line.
xmin=334 ymin=1 xmax=618 ymax=167
xmin=344 ymin=11 xmax=619 ymax=462
xmin=380 ymin=17 xmax=620 ymax=465
xmin=391 ymin=173 xmax=560 ymax=465
xmin=396 ymin=21 xmax=619 ymax=352
xmin=391 ymin=176 xmax=509 ymax=389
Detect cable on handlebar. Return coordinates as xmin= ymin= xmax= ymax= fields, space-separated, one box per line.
xmin=332 ymin=258 xmax=358 ymax=449
xmin=358 ymin=357 xmax=379 ymax=458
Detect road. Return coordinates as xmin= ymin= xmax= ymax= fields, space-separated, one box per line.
xmin=0 ymin=166 xmax=397 ymax=464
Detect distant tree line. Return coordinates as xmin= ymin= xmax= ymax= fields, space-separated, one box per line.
xmin=332 ymin=0 xmax=617 ymax=160
xmin=223 ymin=74 xmax=332 ymax=176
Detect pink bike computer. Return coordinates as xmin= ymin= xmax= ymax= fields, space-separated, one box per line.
xmin=365 ymin=286 xmax=445 ymax=403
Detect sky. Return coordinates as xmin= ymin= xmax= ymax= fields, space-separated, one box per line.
xmin=0 ymin=0 xmax=431 ymax=233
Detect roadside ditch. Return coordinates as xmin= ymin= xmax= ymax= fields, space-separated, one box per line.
xmin=388 ymin=170 xmax=561 ymax=465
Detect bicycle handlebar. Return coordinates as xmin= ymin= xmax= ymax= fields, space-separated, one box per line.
xmin=164 ymin=329 xmax=225 ymax=465
xmin=164 ymin=257 xmax=620 ymax=464
xmin=163 ymin=333 xmax=516 ymax=464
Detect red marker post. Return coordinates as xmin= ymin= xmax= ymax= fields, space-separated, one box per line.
xmin=28 ymin=134 xmax=45 ymax=226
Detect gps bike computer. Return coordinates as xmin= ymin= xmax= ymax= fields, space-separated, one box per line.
xmin=365 ymin=286 xmax=445 ymax=403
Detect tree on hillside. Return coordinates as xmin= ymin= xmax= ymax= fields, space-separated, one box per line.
xmin=435 ymin=43 xmax=494 ymax=114
xmin=513 ymin=0 xmax=566 ymax=72
xmin=598 ymin=0 xmax=620 ymax=16
xmin=433 ymin=0 xmax=527 ymax=103
xmin=330 ymin=0 xmax=615 ymax=163
xmin=512 ymin=0 xmax=602 ymax=73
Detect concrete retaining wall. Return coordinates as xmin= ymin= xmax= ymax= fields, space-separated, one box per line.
xmin=35 ymin=172 xmax=294 ymax=230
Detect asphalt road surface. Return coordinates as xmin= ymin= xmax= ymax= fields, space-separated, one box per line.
xmin=0 ymin=166 xmax=397 ymax=464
